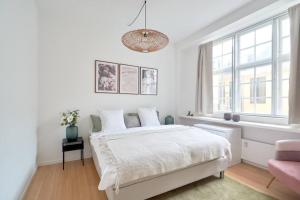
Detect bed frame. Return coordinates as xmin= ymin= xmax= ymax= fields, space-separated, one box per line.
xmin=91 ymin=141 xmax=229 ymax=200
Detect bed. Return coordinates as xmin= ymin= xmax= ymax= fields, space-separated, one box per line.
xmin=90 ymin=124 xmax=231 ymax=200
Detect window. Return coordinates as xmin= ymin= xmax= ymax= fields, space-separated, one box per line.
xmin=213 ymin=38 xmax=233 ymax=112
xmin=277 ymin=16 xmax=290 ymax=116
xmin=212 ymin=13 xmax=290 ymax=117
xmin=250 ymin=77 xmax=266 ymax=104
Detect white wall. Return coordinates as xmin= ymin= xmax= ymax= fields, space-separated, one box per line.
xmin=37 ymin=0 xmax=176 ymax=165
xmin=176 ymin=46 xmax=198 ymax=116
xmin=0 ymin=0 xmax=38 ymax=199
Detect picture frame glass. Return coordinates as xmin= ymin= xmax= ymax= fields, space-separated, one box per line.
xmin=95 ymin=61 xmax=119 ymax=93
xmin=140 ymin=68 xmax=158 ymax=95
xmin=120 ymin=65 xmax=139 ymax=94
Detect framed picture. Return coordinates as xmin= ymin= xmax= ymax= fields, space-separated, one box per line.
xmin=119 ymin=64 xmax=139 ymax=95
xmin=95 ymin=60 xmax=119 ymax=93
xmin=140 ymin=67 xmax=158 ymax=95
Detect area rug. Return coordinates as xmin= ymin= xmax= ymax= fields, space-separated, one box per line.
xmin=150 ymin=176 xmax=274 ymax=200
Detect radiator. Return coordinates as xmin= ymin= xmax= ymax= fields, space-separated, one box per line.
xmin=242 ymin=139 xmax=275 ymax=167
xmin=194 ymin=124 xmax=242 ymax=166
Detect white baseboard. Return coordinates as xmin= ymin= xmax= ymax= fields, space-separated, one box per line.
xmin=242 ymin=159 xmax=268 ymax=170
xmin=19 ymin=164 xmax=37 ymax=200
xmin=38 ymin=154 xmax=92 ymax=166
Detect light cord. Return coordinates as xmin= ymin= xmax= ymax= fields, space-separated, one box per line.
xmin=144 ymin=0 xmax=147 ymax=30
xmin=128 ymin=0 xmax=147 ymax=29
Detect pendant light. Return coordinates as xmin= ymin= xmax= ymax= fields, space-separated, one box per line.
xmin=121 ymin=0 xmax=169 ymax=53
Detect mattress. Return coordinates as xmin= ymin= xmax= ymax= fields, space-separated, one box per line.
xmin=90 ymin=125 xmax=231 ymax=191
xmin=91 ymin=142 xmax=225 ymax=188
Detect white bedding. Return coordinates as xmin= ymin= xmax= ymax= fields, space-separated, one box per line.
xmin=90 ymin=125 xmax=231 ymax=192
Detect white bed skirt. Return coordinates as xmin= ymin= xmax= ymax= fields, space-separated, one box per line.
xmin=91 ymin=141 xmax=229 ymax=200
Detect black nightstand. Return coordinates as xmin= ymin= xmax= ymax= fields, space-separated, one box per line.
xmin=62 ymin=137 xmax=84 ymax=170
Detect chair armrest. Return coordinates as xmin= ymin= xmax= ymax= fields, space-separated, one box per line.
xmin=275 ymin=140 xmax=300 ymax=161
xmin=275 ymin=140 xmax=300 ymax=151
xmin=275 ymin=151 xmax=300 ymax=161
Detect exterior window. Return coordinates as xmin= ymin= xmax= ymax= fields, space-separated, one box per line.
xmin=277 ymin=16 xmax=290 ymax=116
xmin=213 ymin=38 xmax=233 ymax=112
xmin=250 ymin=77 xmax=266 ymax=104
xmin=238 ymin=24 xmax=272 ymax=65
xmin=238 ymin=64 xmax=272 ymax=114
xmin=212 ymin=13 xmax=290 ymax=117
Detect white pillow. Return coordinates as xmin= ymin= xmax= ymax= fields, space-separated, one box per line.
xmin=99 ymin=109 xmax=126 ymax=131
xmin=138 ymin=107 xmax=160 ymax=127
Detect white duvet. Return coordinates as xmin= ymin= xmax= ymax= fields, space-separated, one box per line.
xmin=90 ymin=125 xmax=231 ymax=192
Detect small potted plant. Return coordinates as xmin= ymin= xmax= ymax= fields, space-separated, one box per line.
xmin=60 ymin=110 xmax=79 ymax=141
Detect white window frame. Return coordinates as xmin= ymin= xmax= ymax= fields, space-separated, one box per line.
xmin=277 ymin=15 xmax=291 ymax=117
xmin=212 ymin=12 xmax=289 ymax=119
xmin=236 ymin=21 xmax=273 ymax=116
xmin=212 ymin=36 xmax=234 ymax=112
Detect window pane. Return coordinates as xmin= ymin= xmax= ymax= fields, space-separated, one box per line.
xmin=250 ymin=78 xmax=255 ymax=102
xmin=256 ymin=79 xmax=266 ymax=99
xmin=249 ymin=78 xmax=269 ymax=100
xmin=281 ymin=37 xmax=290 ymax=55
xmin=281 ymin=61 xmax=290 ymax=79
xmin=256 ymin=98 xmax=272 ymax=114
xmin=240 ymin=68 xmax=254 ymax=83
xmin=213 ymin=44 xmax=222 ymax=57
xmin=213 ymin=93 xmax=232 ymax=112
xmin=213 ymin=85 xmax=219 ymax=100
xmin=222 ymin=97 xmax=232 ymax=111
xmin=256 ymin=25 xmax=272 ymax=44
xmin=241 ymin=98 xmax=255 ymax=113
xmin=240 ymin=47 xmax=254 ymax=64
xmin=213 ymin=103 xmax=218 ymax=112
xmin=256 ymin=65 xmax=272 ymax=81
xmin=224 ymin=84 xmax=231 ymax=97
xmin=213 ymin=74 xmax=220 ymax=86
xmin=213 ymin=57 xmax=222 ymax=70
xmin=223 ymin=73 xmax=232 ymax=84
xmin=256 ymin=42 xmax=272 ymax=61
xmin=281 ymin=18 xmax=290 ymax=37
xmin=213 ymin=85 xmax=219 ymax=95
xmin=240 ymin=31 xmax=255 ymax=49
xmin=281 ymin=80 xmax=289 ymax=97
xmin=238 ymin=66 xmax=272 ymax=115
xmin=240 ymin=84 xmax=251 ymax=98
xmin=239 ymin=68 xmax=255 ymax=113
xmin=213 ymin=72 xmax=232 ymax=112
xmin=279 ymin=97 xmax=289 ymax=116
xmin=265 ymin=81 xmax=272 ymax=97
xmin=213 ymin=88 xmax=219 ymax=111
xmin=222 ymin=54 xmax=232 ymax=68
xmin=223 ymin=39 xmax=233 ymax=54
xmin=213 ymin=38 xmax=233 ymax=71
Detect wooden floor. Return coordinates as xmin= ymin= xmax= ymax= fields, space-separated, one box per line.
xmin=24 ymin=159 xmax=300 ymax=200
xmin=226 ymin=163 xmax=300 ymax=200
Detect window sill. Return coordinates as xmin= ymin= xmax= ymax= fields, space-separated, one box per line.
xmin=211 ymin=112 xmax=288 ymax=124
xmin=179 ymin=115 xmax=300 ymax=134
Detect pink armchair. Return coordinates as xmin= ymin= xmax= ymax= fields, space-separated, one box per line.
xmin=267 ymin=140 xmax=300 ymax=194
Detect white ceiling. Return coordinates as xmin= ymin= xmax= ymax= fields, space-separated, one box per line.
xmin=118 ymin=0 xmax=254 ymax=42
xmin=38 ymin=0 xmax=254 ymax=43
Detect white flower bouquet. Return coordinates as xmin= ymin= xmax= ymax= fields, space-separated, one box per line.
xmin=60 ymin=110 xmax=79 ymax=126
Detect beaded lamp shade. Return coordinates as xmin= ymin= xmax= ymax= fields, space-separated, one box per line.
xmin=122 ymin=29 xmax=169 ymax=53
xmin=122 ymin=0 xmax=169 ymax=53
